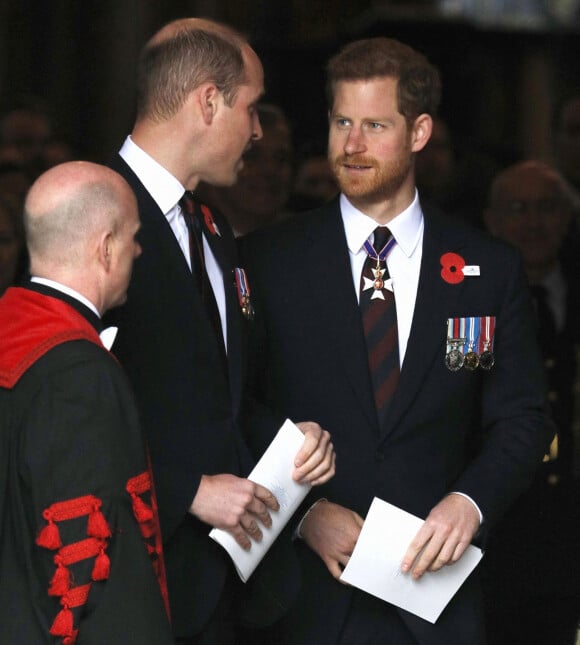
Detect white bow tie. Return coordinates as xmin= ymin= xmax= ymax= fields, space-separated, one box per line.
xmin=99 ymin=326 xmax=118 ymax=351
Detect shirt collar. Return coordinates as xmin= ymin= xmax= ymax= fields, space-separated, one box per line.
xmin=30 ymin=277 xmax=101 ymax=318
xmin=340 ymin=190 xmax=423 ymax=257
xmin=119 ymin=135 xmax=185 ymax=215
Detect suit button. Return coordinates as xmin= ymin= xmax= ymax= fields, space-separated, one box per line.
xmin=375 ymin=451 xmax=385 ymax=462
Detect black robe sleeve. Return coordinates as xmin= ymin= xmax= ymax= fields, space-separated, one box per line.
xmin=0 ymin=340 xmax=173 ymax=644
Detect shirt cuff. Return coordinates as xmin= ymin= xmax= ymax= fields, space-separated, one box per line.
xmin=294 ymin=498 xmax=327 ymax=540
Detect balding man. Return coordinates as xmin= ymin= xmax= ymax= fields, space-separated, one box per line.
xmin=0 ymin=162 xmax=173 ymax=644
xmin=105 ymin=18 xmax=334 ymax=644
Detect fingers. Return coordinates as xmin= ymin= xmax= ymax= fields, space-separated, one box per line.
xmin=293 ymin=422 xmax=335 ymax=484
xmin=294 ymin=421 xmax=323 ymax=467
xmin=301 ymin=445 xmax=336 ymax=486
xmin=400 ymin=495 xmax=480 ymax=579
xmin=251 ymin=482 xmax=279 ymax=511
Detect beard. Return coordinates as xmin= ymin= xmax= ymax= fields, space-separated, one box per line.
xmin=331 ymin=152 xmax=413 ymax=204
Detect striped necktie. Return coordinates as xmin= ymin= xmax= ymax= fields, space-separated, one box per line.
xmin=359 ymin=226 xmax=399 ymax=422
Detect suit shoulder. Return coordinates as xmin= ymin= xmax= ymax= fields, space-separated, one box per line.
xmin=426 ymin=208 xmax=522 ymax=261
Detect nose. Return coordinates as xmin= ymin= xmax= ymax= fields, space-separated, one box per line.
xmin=251 ymin=112 xmax=263 ymax=141
xmin=344 ymin=126 xmax=365 ymax=155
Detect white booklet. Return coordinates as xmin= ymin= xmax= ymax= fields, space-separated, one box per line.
xmin=209 ymin=419 xmax=312 ymax=582
xmin=340 ymin=497 xmax=483 ymax=623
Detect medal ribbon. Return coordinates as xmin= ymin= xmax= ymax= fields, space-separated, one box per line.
xmin=466 ymin=316 xmax=480 ymax=352
xmin=363 ymin=235 xmax=396 ymax=265
xmin=234 ymin=268 xmax=250 ymax=307
xmin=479 ymin=315 xmax=496 ymax=352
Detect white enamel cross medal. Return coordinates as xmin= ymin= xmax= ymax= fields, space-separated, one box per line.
xmin=362 ymin=265 xmax=392 ymax=300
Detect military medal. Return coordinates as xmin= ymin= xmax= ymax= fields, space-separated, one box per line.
xmin=464 ymin=317 xmax=480 ymax=370
xmin=478 ymin=316 xmax=496 ymax=370
xmin=445 ymin=317 xmax=465 ymax=371
xmin=362 ymin=234 xmax=396 ymax=300
xmin=445 ymin=340 xmax=465 ymax=371
xmin=234 ymin=268 xmax=254 ymax=320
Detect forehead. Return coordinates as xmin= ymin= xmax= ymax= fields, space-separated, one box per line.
xmin=498 ymin=170 xmax=561 ymax=201
xmin=332 ymin=77 xmax=399 ymax=114
xmin=237 ymin=46 xmax=264 ymax=102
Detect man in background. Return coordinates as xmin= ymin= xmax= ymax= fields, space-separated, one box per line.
xmin=483 ymin=159 xmax=580 ymax=644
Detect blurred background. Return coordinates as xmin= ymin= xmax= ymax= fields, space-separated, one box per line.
xmin=1 ymin=0 xmax=579 ymax=169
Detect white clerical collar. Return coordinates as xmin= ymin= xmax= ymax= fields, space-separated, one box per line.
xmin=31 ymin=277 xmax=101 ymax=318
xmin=30 ymin=277 xmax=117 ymax=350
xmin=119 ymin=135 xmax=185 ymax=216
xmin=340 ymin=190 xmax=423 ymax=258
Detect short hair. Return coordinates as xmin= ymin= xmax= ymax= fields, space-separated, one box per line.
xmin=136 ymin=25 xmax=247 ymax=121
xmin=326 ymin=37 xmax=441 ymax=124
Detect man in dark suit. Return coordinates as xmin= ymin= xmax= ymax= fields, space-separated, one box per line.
xmin=241 ymin=38 xmax=554 ymax=643
xmin=0 ymin=161 xmax=173 ymax=644
xmin=483 ymin=160 xmax=580 ymax=644
xmin=104 ymin=18 xmax=335 ymax=645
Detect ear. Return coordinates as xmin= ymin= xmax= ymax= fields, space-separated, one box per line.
xmin=97 ymin=231 xmax=114 ymax=273
xmin=199 ymin=84 xmax=220 ymax=126
xmin=410 ymin=114 xmax=433 ymax=153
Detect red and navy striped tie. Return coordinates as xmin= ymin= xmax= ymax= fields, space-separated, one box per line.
xmin=359 ymin=226 xmax=399 ymax=422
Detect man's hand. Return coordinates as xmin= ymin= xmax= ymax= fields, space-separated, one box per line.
xmin=300 ymin=500 xmax=364 ymax=580
xmin=189 ymin=474 xmax=279 ymax=550
xmin=294 ymin=421 xmax=335 ymax=485
xmin=400 ymin=494 xmax=480 ymax=580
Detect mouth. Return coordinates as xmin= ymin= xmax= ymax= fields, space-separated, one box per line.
xmin=344 ymin=163 xmax=372 ymax=170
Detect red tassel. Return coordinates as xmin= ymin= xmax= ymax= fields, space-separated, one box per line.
xmin=49 ymin=606 xmax=74 ymax=637
xmin=48 ymin=557 xmax=70 ymax=596
xmin=131 ymin=495 xmax=153 ymax=523
xmin=87 ymin=507 xmax=111 ymax=539
xmin=92 ymin=547 xmax=110 ymax=581
xmin=36 ymin=520 xmax=62 ymax=550
xmin=63 ymin=631 xmax=78 ymax=645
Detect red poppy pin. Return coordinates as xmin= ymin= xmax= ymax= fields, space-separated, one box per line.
xmin=440 ymin=252 xmax=465 ymax=284
xmin=200 ymin=204 xmax=220 ymax=236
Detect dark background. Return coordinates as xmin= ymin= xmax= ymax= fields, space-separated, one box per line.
xmin=1 ymin=0 xmax=579 ymax=167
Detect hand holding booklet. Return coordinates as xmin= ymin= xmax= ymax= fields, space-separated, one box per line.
xmin=209 ymin=419 xmax=311 ymax=582
xmin=340 ymin=497 xmax=483 ymax=623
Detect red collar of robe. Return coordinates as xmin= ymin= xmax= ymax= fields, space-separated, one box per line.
xmin=0 ymin=287 xmax=102 ymax=389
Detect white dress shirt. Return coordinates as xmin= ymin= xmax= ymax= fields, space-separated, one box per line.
xmin=340 ymin=190 xmax=423 ymax=367
xmin=119 ymin=136 xmax=228 ymax=350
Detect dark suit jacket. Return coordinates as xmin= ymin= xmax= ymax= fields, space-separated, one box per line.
xmin=105 ymin=155 xmax=298 ymax=637
xmin=241 ymin=198 xmax=554 ymax=644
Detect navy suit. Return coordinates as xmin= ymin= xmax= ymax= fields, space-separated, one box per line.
xmin=241 ymin=198 xmax=554 ymax=644
xmin=105 ymin=155 xmax=298 ymax=638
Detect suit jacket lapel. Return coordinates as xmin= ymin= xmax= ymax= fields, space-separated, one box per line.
xmin=380 ymin=210 xmax=471 ymax=439
xmin=198 ymin=206 xmax=244 ymax=413
xmin=111 ymin=156 xmax=241 ymax=405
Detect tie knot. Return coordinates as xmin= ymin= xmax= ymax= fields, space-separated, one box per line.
xmin=373 ymin=226 xmax=391 ymax=252
xmin=179 ymin=191 xmax=196 ymax=216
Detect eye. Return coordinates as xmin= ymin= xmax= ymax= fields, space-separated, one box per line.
xmin=334 ymin=118 xmax=350 ymax=129
xmin=366 ymin=122 xmax=384 ymax=131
